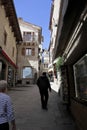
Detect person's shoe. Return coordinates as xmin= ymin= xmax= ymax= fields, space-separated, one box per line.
xmin=41 ymin=106 xmax=44 ymax=109
xmin=44 ymin=106 xmax=48 ymax=110
xmin=42 ymin=105 xmax=48 ymax=110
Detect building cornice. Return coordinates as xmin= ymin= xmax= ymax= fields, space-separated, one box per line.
xmin=1 ymin=0 xmax=22 ymax=42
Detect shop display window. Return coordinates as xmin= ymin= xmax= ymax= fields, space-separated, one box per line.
xmin=8 ymin=66 xmax=14 ymax=86
xmin=73 ymin=54 xmax=87 ymax=100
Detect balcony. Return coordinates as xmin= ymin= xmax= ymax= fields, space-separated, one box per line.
xmin=23 ymin=35 xmax=38 ymax=42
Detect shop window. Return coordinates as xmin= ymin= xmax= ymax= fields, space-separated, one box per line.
xmin=44 ymin=64 xmax=48 ymax=68
xmin=73 ymin=54 xmax=87 ymax=100
xmin=23 ymin=67 xmax=33 ymax=78
xmin=0 ymin=60 xmax=6 ymax=80
xmin=23 ymin=32 xmax=31 ymax=41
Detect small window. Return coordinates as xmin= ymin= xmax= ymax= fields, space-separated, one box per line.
xmin=23 ymin=67 xmax=33 ymax=78
xmin=12 ymin=47 xmax=14 ymax=57
xmin=26 ymin=48 xmax=32 ymax=56
xmin=4 ymin=30 xmax=7 ymax=45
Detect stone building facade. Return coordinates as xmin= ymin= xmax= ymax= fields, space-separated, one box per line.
xmin=17 ymin=18 xmax=43 ymax=85
xmin=0 ymin=0 xmax=22 ymax=86
xmin=51 ymin=0 xmax=87 ymax=129
xmin=48 ymin=0 xmax=68 ymax=83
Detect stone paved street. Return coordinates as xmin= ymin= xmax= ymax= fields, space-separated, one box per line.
xmin=8 ymin=83 xmax=77 ymax=130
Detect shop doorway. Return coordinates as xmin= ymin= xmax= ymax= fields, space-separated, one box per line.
xmin=0 ymin=60 xmax=6 ymax=80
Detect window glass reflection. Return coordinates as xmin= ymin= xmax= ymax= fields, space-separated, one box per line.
xmin=23 ymin=67 xmax=32 ymax=78
xmin=73 ymin=54 xmax=87 ymax=100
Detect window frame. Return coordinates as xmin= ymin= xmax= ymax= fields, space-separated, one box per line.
xmin=26 ymin=48 xmax=32 ymax=56
xmin=73 ymin=54 xmax=87 ymax=101
xmin=22 ymin=66 xmax=33 ymax=79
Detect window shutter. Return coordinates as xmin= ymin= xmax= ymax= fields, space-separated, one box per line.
xmin=33 ymin=32 xmax=35 ymax=41
xmin=22 ymin=48 xmax=25 ymax=55
xmin=32 ymin=48 xmax=35 ymax=56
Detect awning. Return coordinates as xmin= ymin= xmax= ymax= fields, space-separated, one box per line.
xmin=0 ymin=49 xmax=18 ymax=69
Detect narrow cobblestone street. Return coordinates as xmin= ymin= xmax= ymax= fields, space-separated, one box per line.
xmin=8 ymin=83 xmax=77 ymax=130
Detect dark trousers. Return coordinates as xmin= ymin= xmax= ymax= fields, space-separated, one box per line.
xmin=0 ymin=122 xmax=9 ymax=130
xmin=39 ymin=90 xmax=49 ymax=108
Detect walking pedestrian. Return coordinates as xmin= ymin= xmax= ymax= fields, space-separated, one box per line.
xmin=0 ymin=80 xmax=16 ymax=130
xmin=37 ymin=72 xmax=51 ymax=110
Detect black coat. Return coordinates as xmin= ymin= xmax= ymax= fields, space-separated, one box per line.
xmin=37 ymin=75 xmax=51 ymax=92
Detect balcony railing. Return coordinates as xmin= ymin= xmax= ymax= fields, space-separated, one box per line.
xmin=23 ymin=35 xmax=38 ymax=42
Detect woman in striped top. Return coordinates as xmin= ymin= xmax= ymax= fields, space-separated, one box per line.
xmin=0 ymin=80 xmax=16 ymax=130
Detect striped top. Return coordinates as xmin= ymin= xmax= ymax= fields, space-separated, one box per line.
xmin=0 ymin=92 xmax=15 ymax=124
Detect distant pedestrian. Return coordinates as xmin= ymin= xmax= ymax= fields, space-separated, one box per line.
xmin=37 ymin=72 xmax=51 ymax=110
xmin=0 ymin=80 xmax=16 ymax=130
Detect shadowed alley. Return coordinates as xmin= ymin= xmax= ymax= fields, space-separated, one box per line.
xmin=8 ymin=83 xmax=77 ymax=130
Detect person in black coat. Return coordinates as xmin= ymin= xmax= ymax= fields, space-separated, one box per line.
xmin=37 ymin=72 xmax=51 ymax=110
